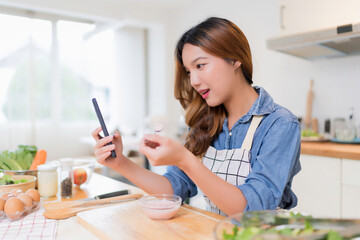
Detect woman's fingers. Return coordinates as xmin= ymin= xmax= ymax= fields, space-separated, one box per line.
xmin=91 ymin=127 xmax=103 ymax=140
xmin=95 ymin=135 xmax=114 ymax=149
xmin=95 ymin=142 xmax=115 ymax=154
xmin=92 ymin=127 xmax=121 ymax=166
xmin=113 ymin=130 xmax=123 ymax=145
xmin=140 ymin=135 xmax=160 ymax=151
xmin=95 ymin=143 xmax=115 ymax=159
xmin=139 ymin=135 xmax=165 ymax=160
xmin=143 ymin=134 xmax=164 ymax=144
xmin=113 ymin=130 xmax=121 ymax=137
xmin=96 ymin=151 xmax=111 ymax=163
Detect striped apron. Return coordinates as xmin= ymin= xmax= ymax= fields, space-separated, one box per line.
xmin=202 ymin=115 xmax=263 ymax=216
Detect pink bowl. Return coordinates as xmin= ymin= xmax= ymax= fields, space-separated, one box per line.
xmin=140 ymin=194 xmax=181 ymax=220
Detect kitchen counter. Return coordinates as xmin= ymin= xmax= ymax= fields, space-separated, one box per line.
xmin=45 ymin=173 xmax=225 ymax=239
xmin=301 ymin=141 xmax=360 ymax=160
xmin=46 ymin=173 xmax=144 ymax=240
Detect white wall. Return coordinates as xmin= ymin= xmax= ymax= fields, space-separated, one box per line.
xmin=113 ymin=27 xmax=147 ymax=136
xmin=164 ymin=0 xmax=360 ymax=135
xmin=1 ymin=0 xmax=360 ymax=160
xmin=279 ymin=0 xmax=360 ymax=35
xmin=272 ymin=0 xmax=360 ymax=132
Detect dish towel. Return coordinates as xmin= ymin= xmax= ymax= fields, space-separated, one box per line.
xmin=0 ymin=207 xmax=58 ymax=240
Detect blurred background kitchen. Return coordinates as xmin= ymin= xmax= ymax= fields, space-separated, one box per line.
xmin=1 ymin=0 xmax=360 ymax=218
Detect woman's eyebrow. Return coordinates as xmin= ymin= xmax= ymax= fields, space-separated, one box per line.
xmin=184 ymin=56 xmax=208 ymax=69
xmin=191 ymin=56 xmax=207 ymax=65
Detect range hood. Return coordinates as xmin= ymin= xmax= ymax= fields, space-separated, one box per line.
xmin=267 ymin=23 xmax=360 ymax=60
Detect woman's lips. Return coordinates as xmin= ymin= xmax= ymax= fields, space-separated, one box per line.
xmin=200 ymin=89 xmax=210 ymax=99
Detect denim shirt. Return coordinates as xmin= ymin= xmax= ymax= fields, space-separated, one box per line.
xmin=164 ymin=86 xmax=301 ymax=212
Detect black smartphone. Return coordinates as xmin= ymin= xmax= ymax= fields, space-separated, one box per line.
xmin=92 ymin=98 xmax=117 ymax=158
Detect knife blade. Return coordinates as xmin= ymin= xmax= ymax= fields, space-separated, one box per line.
xmin=78 ymin=189 xmax=131 ymax=201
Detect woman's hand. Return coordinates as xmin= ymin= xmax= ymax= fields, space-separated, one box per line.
xmin=139 ymin=134 xmax=192 ymax=169
xmin=91 ymin=127 xmax=124 ymax=170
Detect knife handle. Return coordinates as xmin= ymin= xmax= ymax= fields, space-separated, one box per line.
xmin=95 ymin=189 xmax=131 ymax=199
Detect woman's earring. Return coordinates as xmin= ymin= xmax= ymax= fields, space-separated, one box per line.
xmin=233 ymin=61 xmax=241 ymax=68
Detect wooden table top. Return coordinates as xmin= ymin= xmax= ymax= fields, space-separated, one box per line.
xmin=301 ymin=141 xmax=360 ymax=160
xmin=45 ymin=173 xmax=225 ymax=240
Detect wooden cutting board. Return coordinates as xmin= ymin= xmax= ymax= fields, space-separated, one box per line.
xmin=76 ymin=200 xmax=225 ymax=240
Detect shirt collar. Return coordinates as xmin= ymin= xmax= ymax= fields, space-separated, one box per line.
xmin=223 ymin=86 xmax=276 ymax=129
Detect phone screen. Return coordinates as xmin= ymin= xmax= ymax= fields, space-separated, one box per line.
xmin=92 ymin=98 xmax=117 ymax=158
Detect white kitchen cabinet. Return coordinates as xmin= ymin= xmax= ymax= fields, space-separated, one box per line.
xmin=291 ymin=154 xmax=341 ymax=218
xmin=279 ymin=0 xmax=360 ymax=35
xmin=342 ymin=159 xmax=360 ymax=219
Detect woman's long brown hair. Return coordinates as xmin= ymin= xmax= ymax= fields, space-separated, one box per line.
xmin=174 ymin=17 xmax=253 ymax=157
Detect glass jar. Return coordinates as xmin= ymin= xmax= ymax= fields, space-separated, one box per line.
xmin=60 ymin=158 xmax=73 ymax=198
xmin=334 ymin=118 xmax=346 ymax=140
xmin=37 ymin=163 xmax=58 ymax=198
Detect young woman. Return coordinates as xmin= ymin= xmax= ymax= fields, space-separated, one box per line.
xmin=92 ymin=17 xmax=301 ymax=216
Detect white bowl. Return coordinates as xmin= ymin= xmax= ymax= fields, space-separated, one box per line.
xmin=140 ymin=194 xmax=181 ymax=220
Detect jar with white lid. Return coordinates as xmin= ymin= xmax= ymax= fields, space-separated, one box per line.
xmin=37 ymin=163 xmax=59 ymax=198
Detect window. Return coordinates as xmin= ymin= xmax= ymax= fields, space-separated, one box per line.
xmin=0 ymin=9 xmax=160 ymax=160
xmin=0 ymin=13 xmax=114 ymax=124
xmin=0 ymin=14 xmax=52 ymax=121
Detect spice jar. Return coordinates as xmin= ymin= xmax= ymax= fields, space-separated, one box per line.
xmin=60 ymin=158 xmax=73 ymax=198
xmin=37 ymin=163 xmax=58 ymax=198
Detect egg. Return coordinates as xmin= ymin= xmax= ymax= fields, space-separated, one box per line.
xmin=26 ymin=189 xmax=40 ymax=203
xmin=10 ymin=189 xmax=23 ymax=197
xmin=4 ymin=197 xmax=24 ymax=220
xmin=0 ymin=198 xmax=5 ymax=211
xmin=17 ymin=193 xmax=33 ymax=214
xmin=0 ymin=198 xmax=5 ymax=219
xmin=2 ymin=192 xmax=14 ymax=201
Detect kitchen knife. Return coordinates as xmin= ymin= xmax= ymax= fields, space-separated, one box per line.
xmin=43 ymin=193 xmax=143 ymax=219
xmin=79 ymin=189 xmax=131 ymax=201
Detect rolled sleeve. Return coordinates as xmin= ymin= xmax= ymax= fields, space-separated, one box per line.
xmin=239 ymin=117 xmax=301 ymax=211
xmin=163 ymin=165 xmax=197 ymax=203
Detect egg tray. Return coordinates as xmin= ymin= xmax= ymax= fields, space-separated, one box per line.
xmin=0 ymin=201 xmax=40 ymax=221
xmin=1 ymin=188 xmax=41 ymax=221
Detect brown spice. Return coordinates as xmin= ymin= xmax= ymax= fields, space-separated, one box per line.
xmin=61 ymin=177 xmax=72 ymax=197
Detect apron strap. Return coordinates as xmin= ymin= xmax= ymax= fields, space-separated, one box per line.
xmin=241 ymin=115 xmax=264 ymax=151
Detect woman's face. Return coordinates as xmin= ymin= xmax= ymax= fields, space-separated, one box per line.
xmin=182 ymin=44 xmax=241 ymax=107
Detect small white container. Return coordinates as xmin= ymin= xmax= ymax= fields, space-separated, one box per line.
xmin=37 ymin=163 xmax=58 ymax=198
xmin=140 ymin=194 xmax=181 ymax=220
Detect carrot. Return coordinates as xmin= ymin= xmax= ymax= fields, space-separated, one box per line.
xmin=30 ymin=149 xmax=47 ymax=170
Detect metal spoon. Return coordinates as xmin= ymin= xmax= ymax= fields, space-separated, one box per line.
xmin=153 ymin=122 xmax=165 ymax=134
xmin=145 ymin=122 xmax=165 ymax=148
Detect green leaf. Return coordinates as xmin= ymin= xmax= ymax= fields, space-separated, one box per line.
xmin=23 ymin=153 xmax=34 ymax=170
xmin=0 ymin=145 xmax=37 ymax=170
xmin=304 ymin=219 xmax=314 ymax=232
xmin=326 ymin=230 xmax=343 ymax=240
xmin=0 ymin=161 xmax=11 ymax=170
xmin=278 ymin=228 xmax=293 ymax=236
xmin=0 ymin=174 xmax=28 ymax=185
xmin=2 ymin=157 xmax=23 ymax=170
xmin=301 ymin=129 xmax=319 ymax=137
